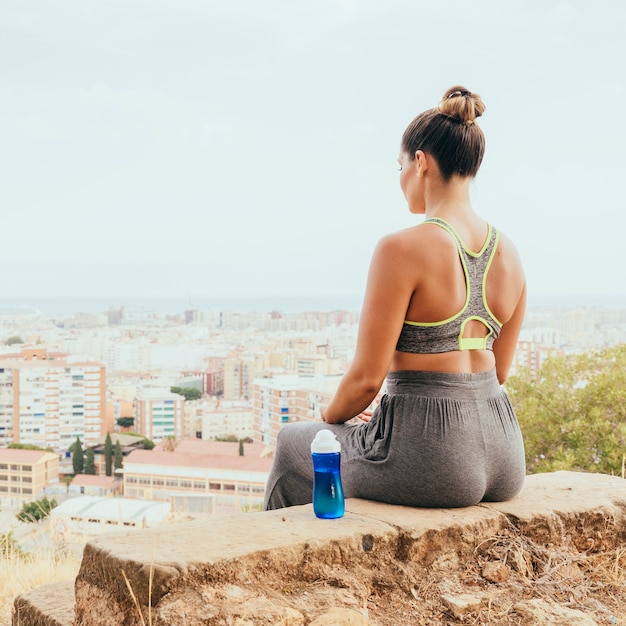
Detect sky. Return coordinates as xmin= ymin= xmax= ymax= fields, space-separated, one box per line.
xmin=1 ymin=0 xmax=625 ymax=310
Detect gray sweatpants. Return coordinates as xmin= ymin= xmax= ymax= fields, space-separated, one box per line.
xmin=264 ymin=369 xmax=525 ymax=510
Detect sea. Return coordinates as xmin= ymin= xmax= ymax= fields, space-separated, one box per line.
xmin=0 ymin=295 xmax=366 ymax=317
xmin=1 ymin=292 xmax=625 ymax=317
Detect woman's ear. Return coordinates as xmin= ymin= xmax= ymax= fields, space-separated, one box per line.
xmin=414 ymin=150 xmax=428 ymax=176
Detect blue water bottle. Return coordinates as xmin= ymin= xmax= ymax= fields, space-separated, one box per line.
xmin=311 ymin=429 xmax=345 ymax=519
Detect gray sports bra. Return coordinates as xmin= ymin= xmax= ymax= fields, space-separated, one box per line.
xmin=395 ymin=217 xmax=503 ymax=354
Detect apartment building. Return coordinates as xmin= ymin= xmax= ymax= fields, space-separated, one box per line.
xmin=223 ymin=353 xmax=270 ymax=400
xmin=0 ymin=348 xmax=107 ymax=451
xmin=122 ymin=439 xmax=273 ymax=513
xmin=511 ymin=340 xmax=556 ymax=378
xmin=0 ymin=447 xmax=59 ymax=508
xmin=134 ymin=390 xmax=185 ymax=443
xmin=252 ymin=375 xmax=342 ymax=447
xmin=199 ymin=400 xmax=254 ymax=441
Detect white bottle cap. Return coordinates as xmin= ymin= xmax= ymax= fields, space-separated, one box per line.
xmin=311 ymin=429 xmax=340 ymax=453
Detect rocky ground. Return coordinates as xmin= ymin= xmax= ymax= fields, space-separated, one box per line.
xmin=321 ymin=522 xmax=626 ymax=625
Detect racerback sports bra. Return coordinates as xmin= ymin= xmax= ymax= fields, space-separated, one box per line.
xmin=395 ymin=217 xmax=502 ymax=354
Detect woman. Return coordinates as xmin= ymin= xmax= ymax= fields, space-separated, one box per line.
xmin=264 ymin=86 xmax=526 ymax=510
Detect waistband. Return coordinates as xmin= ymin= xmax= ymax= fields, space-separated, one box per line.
xmin=385 ymin=369 xmax=502 ymax=400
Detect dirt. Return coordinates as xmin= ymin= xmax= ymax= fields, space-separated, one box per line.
xmin=356 ymin=527 xmax=626 ymax=625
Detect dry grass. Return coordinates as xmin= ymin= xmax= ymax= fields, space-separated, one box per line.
xmin=0 ymin=526 xmax=82 ymax=626
xmin=374 ymin=526 xmax=626 ymax=625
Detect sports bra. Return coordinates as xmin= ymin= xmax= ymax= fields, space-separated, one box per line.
xmin=395 ymin=217 xmax=503 ymax=354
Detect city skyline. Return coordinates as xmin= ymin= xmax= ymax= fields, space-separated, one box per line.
xmin=2 ymin=1 xmax=625 ymax=305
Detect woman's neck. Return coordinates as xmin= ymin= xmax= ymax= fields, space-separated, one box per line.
xmin=423 ymin=175 xmax=475 ymax=222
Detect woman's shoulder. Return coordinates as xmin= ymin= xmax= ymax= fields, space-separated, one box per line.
xmin=375 ymin=222 xmax=458 ymax=259
xmin=492 ymin=227 xmax=524 ymax=266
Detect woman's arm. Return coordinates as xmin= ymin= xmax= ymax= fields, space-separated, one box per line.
xmin=321 ymin=234 xmax=414 ymax=424
xmin=492 ymin=282 xmax=527 ymax=384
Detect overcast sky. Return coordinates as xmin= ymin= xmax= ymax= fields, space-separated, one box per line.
xmin=1 ymin=0 xmax=625 ymax=309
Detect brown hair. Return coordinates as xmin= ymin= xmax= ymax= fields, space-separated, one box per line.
xmin=401 ymin=85 xmax=486 ymax=180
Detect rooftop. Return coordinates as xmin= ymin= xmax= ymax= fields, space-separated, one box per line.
xmin=50 ymin=495 xmax=170 ymax=525
xmin=70 ymin=474 xmax=118 ymax=488
xmin=0 ymin=448 xmax=57 ymax=463
xmin=126 ymin=440 xmax=274 ymax=473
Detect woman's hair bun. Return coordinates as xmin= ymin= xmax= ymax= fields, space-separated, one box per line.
xmin=438 ymin=85 xmax=485 ymax=125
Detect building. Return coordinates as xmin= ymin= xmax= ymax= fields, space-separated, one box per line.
xmin=199 ymin=400 xmax=254 ymax=441
xmin=49 ymin=495 xmax=171 ymax=536
xmin=67 ymin=474 xmax=121 ymax=497
xmin=510 ymin=340 xmax=560 ymax=378
xmin=0 ymin=347 xmax=108 ymax=452
xmin=122 ymin=439 xmax=273 ymax=513
xmin=252 ymin=375 xmax=342 ymax=447
xmin=0 ymin=447 xmax=60 ymax=508
xmin=134 ymin=390 xmax=185 ymax=443
xmin=223 ymin=353 xmax=270 ymax=400
xmin=203 ymin=368 xmax=224 ymax=396
xmin=87 ymin=433 xmax=147 ymax=476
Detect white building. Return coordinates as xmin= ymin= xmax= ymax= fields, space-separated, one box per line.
xmin=199 ymin=400 xmax=255 ymax=441
xmin=0 ymin=348 xmax=107 ymax=452
xmin=134 ymin=390 xmax=185 ymax=443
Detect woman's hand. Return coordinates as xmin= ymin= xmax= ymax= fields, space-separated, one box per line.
xmin=356 ymin=409 xmax=373 ymax=423
xmin=319 ymin=404 xmax=329 ymax=423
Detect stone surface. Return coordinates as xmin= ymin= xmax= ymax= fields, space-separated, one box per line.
xmin=481 ymin=560 xmax=510 ymax=583
xmin=11 ymin=471 xmax=626 ymax=626
xmin=441 ymin=593 xmax=482 ymax=618
xmin=513 ymin=598 xmax=599 ymax=625
xmin=309 ymin=607 xmax=371 ymax=625
xmin=12 ymin=581 xmax=74 ymax=626
xmin=485 ymin=471 xmax=626 ymax=551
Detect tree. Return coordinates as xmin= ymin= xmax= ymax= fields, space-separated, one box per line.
xmin=104 ymin=433 xmax=113 ymax=477
xmin=9 ymin=443 xmax=54 ymax=452
xmin=116 ymin=416 xmax=134 ymax=429
xmin=239 ymin=439 xmax=244 ymax=456
xmin=84 ymin=448 xmax=96 ymax=475
xmin=114 ymin=440 xmax=124 ymax=471
xmin=5 ymin=335 xmax=23 ymax=345
xmin=16 ymin=496 xmax=57 ymax=523
xmin=170 ymin=386 xmax=201 ymax=401
xmin=507 ymin=344 xmax=626 ymax=475
xmin=124 ymin=432 xmax=155 ymax=450
xmin=71 ymin=437 xmax=84 ymax=474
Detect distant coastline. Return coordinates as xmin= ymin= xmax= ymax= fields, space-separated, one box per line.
xmin=1 ymin=293 xmax=625 ymax=317
xmin=0 ymin=295 xmax=366 ymax=316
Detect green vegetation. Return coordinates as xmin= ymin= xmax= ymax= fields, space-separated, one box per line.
xmin=84 ymin=448 xmax=96 ymax=475
xmin=16 ymin=496 xmax=57 ymax=523
xmin=5 ymin=335 xmax=23 ymax=345
xmin=170 ymin=386 xmax=201 ymax=401
xmin=104 ymin=432 xmax=113 ymax=476
xmin=0 ymin=531 xmax=24 ymax=559
xmin=114 ymin=439 xmax=124 ymax=470
xmin=507 ymin=343 xmax=626 ymax=475
xmin=70 ymin=437 xmax=84 ymax=474
xmin=8 ymin=443 xmax=54 ymax=452
xmin=124 ymin=432 xmax=155 ymax=450
xmin=116 ymin=416 xmax=134 ymax=428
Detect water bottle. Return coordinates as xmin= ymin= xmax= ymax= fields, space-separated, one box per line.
xmin=311 ymin=429 xmax=345 ymax=519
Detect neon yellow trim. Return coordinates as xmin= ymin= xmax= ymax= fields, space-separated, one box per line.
xmin=459 ymin=337 xmax=487 ymax=350
xmin=481 ymin=229 xmax=503 ymax=326
xmin=458 ymin=316 xmax=493 ymax=351
xmin=426 ymin=217 xmax=492 ymax=257
xmin=403 ymin=218 xmax=470 ymax=327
